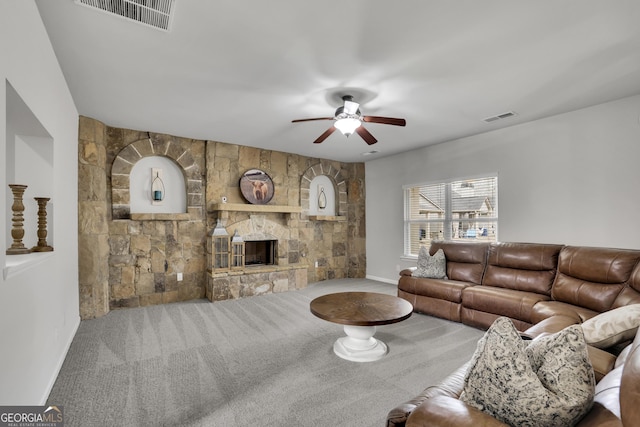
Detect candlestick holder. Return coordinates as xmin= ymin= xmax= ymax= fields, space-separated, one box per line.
xmin=7 ymin=184 xmax=31 ymax=255
xmin=32 ymin=197 xmax=53 ymax=252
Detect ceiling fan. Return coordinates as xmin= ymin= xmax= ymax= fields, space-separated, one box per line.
xmin=292 ymin=95 xmax=406 ymax=145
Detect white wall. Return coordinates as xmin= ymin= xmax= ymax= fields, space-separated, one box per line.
xmin=130 ymin=156 xmax=187 ymax=213
xmin=366 ymin=94 xmax=640 ymax=284
xmin=0 ymin=1 xmax=80 ymax=404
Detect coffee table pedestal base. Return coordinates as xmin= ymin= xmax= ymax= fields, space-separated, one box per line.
xmin=333 ymin=325 xmax=388 ymax=362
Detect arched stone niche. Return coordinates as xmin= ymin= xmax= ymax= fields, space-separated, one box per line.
xmin=110 ymin=135 xmax=203 ymax=219
xmin=309 ymin=175 xmax=335 ymax=215
xmin=130 ymin=156 xmax=186 ymax=214
xmin=300 ymin=162 xmax=347 ymax=217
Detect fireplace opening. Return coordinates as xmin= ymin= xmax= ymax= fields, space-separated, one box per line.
xmin=244 ymin=239 xmax=277 ymax=266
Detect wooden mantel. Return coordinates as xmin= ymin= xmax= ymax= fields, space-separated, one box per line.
xmin=210 ymin=203 xmax=302 ymax=214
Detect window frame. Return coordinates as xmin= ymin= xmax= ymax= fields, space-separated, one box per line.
xmin=403 ymin=174 xmax=498 ymax=257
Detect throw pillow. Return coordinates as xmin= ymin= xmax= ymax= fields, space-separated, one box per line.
xmin=413 ymin=247 xmax=447 ymax=279
xmin=592 ymin=365 xmax=623 ymax=418
xmin=461 ymin=317 xmax=595 ymax=427
xmin=581 ymin=304 xmax=640 ymax=349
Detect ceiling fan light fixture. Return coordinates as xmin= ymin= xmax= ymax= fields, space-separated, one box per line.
xmin=334 ymin=117 xmax=361 ymax=136
xmin=291 ymin=93 xmax=405 ymax=145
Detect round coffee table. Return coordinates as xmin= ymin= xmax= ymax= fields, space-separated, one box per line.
xmin=310 ymin=292 xmax=413 ymax=362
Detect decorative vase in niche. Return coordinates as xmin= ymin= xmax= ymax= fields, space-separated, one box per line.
xmin=318 ymin=186 xmax=327 ymax=210
xmin=151 ymin=170 xmax=165 ymax=202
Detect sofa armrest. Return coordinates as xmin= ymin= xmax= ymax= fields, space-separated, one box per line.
xmin=386 ymin=362 xmax=469 ymax=427
xmin=406 ymin=396 xmax=510 ymax=427
xmin=521 ymin=314 xmax=578 ymax=339
xmin=588 ymin=345 xmax=617 ymax=382
xmin=400 ymin=268 xmax=416 ymax=277
xmin=387 ymin=403 xmax=418 ymax=427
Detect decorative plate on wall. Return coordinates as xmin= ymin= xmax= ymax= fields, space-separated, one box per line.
xmin=239 ymin=169 xmax=275 ymax=205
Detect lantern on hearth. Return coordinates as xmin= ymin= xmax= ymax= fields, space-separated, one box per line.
xmin=231 ymin=230 xmax=245 ymax=270
xmin=208 ymin=219 xmax=230 ymax=272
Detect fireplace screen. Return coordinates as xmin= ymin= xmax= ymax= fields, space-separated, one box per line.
xmin=244 ymin=239 xmax=277 ymax=266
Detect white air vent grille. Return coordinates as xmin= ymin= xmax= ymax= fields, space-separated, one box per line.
xmin=483 ymin=111 xmax=517 ymax=123
xmin=75 ymin=0 xmax=175 ymax=31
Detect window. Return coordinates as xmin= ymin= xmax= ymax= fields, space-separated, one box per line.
xmin=404 ymin=176 xmax=498 ymax=256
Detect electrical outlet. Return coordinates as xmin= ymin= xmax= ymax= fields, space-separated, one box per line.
xmin=314 ymin=261 xmax=318 ymax=268
xmin=177 ymin=272 xmax=183 ymax=281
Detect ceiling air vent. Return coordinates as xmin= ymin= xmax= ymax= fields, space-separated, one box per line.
xmin=483 ymin=111 xmax=517 ymax=123
xmin=361 ymin=150 xmax=380 ymax=156
xmin=75 ymin=0 xmax=176 ymax=31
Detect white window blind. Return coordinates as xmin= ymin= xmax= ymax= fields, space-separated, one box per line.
xmin=404 ymin=176 xmax=498 ymax=256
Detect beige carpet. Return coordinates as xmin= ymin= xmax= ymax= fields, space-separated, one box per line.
xmin=47 ymin=278 xmax=484 ymax=426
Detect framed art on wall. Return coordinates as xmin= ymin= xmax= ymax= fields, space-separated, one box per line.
xmin=239 ymin=169 xmax=274 ymax=205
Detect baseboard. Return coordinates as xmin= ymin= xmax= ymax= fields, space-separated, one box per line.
xmin=365 ymin=274 xmax=397 ymax=285
xmin=40 ymin=315 xmax=80 ymax=405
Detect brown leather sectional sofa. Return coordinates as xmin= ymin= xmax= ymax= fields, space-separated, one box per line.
xmin=389 ymin=241 xmax=640 ymax=427
xmin=398 ymin=241 xmax=640 ymax=332
xmin=388 ymin=325 xmax=640 ymax=426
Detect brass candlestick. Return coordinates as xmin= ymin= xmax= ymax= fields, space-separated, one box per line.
xmin=32 ymin=197 xmax=53 ymax=252
xmin=7 ymin=184 xmax=31 ymax=255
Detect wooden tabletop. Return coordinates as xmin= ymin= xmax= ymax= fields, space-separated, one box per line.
xmin=310 ymin=292 xmax=413 ymax=327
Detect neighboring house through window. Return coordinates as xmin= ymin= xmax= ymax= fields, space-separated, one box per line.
xmin=404 ymin=175 xmax=498 ymax=256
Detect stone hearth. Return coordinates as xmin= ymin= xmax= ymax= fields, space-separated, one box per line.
xmin=205 ymin=214 xmax=308 ymax=301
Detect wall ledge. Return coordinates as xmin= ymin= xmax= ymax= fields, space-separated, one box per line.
xmin=3 ymin=252 xmax=55 ymax=280
xmin=208 ymin=263 xmax=308 ymax=277
xmin=130 ymin=213 xmax=191 ymax=221
xmin=308 ymin=215 xmax=347 ymax=221
xmin=210 ymin=203 xmax=302 ymax=214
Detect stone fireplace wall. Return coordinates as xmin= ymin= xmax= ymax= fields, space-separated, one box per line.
xmin=78 ymin=116 xmax=366 ymax=319
xmin=205 ymin=140 xmax=366 ymax=283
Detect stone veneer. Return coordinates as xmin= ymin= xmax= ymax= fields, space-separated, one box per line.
xmin=78 ymin=116 xmax=366 ymax=319
xmin=78 ymin=116 xmax=110 ymax=319
xmin=205 ymin=215 xmax=309 ymax=301
xmin=110 ymin=136 xmax=204 ymax=220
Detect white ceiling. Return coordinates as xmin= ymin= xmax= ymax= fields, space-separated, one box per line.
xmin=35 ymin=1 xmax=640 ymax=163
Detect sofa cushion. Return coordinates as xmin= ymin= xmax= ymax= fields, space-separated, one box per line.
xmin=411 ymin=278 xmax=468 ymax=303
xmin=462 ymin=285 xmax=549 ymax=323
xmin=460 ymin=317 xmax=595 ymax=427
xmin=593 ymin=365 xmax=623 ymax=418
xmin=551 ymin=246 xmax=640 ymax=312
xmin=531 ymin=300 xmax=598 ymax=324
xmin=581 ymin=304 xmax=640 ymax=349
xmin=430 ymin=241 xmax=488 ymax=284
xmin=483 ymin=242 xmax=563 ymax=295
xmin=615 ymin=343 xmax=633 ymax=369
xmin=414 ymin=247 xmax=447 ymax=279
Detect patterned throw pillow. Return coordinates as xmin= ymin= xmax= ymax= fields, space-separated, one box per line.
xmin=413 ymin=247 xmax=447 ymax=279
xmin=581 ymin=304 xmax=640 ymax=349
xmin=461 ymin=317 xmax=595 ymax=427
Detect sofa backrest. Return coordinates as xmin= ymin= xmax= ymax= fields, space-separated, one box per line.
xmin=482 ymin=242 xmax=563 ymax=295
xmin=429 ymin=241 xmax=489 ymax=285
xmin=612 ymin=263 xmax=640 ymax=309
xmin=552 ymin=246 xmax=640 ymax=313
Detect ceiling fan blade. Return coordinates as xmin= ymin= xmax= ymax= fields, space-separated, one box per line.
xmin=355 ymin=126 xmax=378 ymax=145
xmin=314 ymin=126 xmax=337 ymax=144
xmin=362 ymin=116 xmax=406 ymax=126
xmin=292 ymin=117 xmax=334 ymax=123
